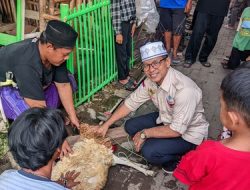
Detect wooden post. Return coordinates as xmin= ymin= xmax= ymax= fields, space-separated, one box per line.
xmin=39 ymin=0 xmax=46 ymax=31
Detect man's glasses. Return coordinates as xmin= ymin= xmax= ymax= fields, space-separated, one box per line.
xmin=143 ymin=58 xmax=166 ymax=71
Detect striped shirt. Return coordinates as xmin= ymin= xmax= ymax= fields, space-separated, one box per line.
xmin=0 ymin=169 xmax=68 ymax=190
xmin=111 ymin=0 xmax=136 ymax=34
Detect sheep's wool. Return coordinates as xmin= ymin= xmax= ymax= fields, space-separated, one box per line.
xmin=51 ymin=138 xmax=113 ymax=190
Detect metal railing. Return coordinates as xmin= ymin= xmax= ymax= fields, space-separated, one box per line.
xmin=61 ymin=0 xmax=116 ymax=106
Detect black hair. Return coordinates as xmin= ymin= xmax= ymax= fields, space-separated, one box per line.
xmin=221 ymin=68 xmax=250 ymax=125
xmin=8 ymin=108 xmax=68 ymax=170
xmin=39 ymin=32 xmax=48 ymax=45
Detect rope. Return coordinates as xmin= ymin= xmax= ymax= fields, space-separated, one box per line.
xmin=109 ymin=135 xmax=149 ymax=166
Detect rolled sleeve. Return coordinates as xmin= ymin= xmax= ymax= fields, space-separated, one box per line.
xmin=169 ymin=88 xmax=199 ymax=134
xmin=124 ymin=82 xmax=151 ymax=112
xmin=111 ymin=1 xmax=122 ymax=34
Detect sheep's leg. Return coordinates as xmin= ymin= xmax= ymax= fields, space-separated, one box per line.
xmin=112 ymin=155 xmax=156 ymax=176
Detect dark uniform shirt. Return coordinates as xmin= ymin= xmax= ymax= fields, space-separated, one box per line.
xmin=0 ymin=38 xmax=69 ymax=100
xmin=196 ymin=0 xmax=230 ymax=17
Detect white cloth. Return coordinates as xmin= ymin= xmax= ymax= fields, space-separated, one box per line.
xmin=140 ymin=41 xmax=167 ymax=62
xmin=125 ymin=67 xmax=209 ymax=145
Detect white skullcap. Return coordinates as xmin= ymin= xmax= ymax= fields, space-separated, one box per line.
xmin=140 ymin=41 xmax=168 ymax=62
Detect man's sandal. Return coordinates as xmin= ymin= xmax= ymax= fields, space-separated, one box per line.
xmin=221 ymin=60 xmax=233 ymax=69
xmin=117 ymin=79 xmax=137 ymax=91
xmin=200 ymin=61 xmax=211 ymax=67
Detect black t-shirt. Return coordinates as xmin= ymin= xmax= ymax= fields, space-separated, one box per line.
xmin=0 ymin=38 xmax=69 ymax=100
xmin=196 ymin=0 xmax=230 ymax=17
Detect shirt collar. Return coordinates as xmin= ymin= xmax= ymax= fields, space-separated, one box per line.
xmin=159 ymin=67 xmax=173 ymax=92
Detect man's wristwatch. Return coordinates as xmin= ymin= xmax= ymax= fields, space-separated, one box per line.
xmin=140 ymin=130 xmax=147 ymax=139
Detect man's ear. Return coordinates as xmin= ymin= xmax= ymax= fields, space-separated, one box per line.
xmin=228 ymin=111 xmax=239 ymax=129
xmin=166 ymin=57 xmax=171 ymax=68
xmin=46 ymin=42 xmax=54 ymax=50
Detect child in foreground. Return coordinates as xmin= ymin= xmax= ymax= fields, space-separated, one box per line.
xmin=173 ymin=68 xmax=250 ymax=189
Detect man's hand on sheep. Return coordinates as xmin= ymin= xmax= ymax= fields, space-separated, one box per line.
xmin=60 ymin=140 xmax=73 ymax=158
xmin=133 ymin=131 xmax=146 ymax=152
xmin=56 ymin=170 xmax=81 ymax=189
xmin=91 ymin=124 xmax=109 ymax=137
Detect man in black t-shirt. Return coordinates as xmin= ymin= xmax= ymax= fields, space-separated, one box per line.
xmin=0 ymin=20 xmax=79 ymax=131
xmin=183 ymin=0 xmax=230 ymax=68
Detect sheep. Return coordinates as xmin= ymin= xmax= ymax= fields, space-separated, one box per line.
xmin=51 ymin=124 xmax=156 ymax=190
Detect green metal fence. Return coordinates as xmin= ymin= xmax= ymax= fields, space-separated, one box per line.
xmin=0 ymin=1 xmax=24 ymax=45
xmin=61 ymin=0 xmax=116 ymax=106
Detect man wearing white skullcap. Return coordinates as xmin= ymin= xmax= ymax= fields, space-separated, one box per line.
xmin=95 ymin=41 xmax=209 ymax=173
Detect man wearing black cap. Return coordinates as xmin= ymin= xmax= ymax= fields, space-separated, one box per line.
xmin=0 ymin=20 xmax=79 ymax=131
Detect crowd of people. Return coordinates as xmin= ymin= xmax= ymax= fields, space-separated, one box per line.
xmin=0 ymin=0 xmax=250 ymax=189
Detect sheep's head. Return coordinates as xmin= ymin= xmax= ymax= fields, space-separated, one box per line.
xmin=51 ymin=123 xmax=114 ymax=190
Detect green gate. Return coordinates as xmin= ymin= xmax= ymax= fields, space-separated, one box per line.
xmin=60 ymin=0 xmax=116 ymax=106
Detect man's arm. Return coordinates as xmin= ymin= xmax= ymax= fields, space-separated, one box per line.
xmin=55 ymin=82 xmax=79 ymax=128
xmin=24 ymin=98 xmax=46 ymax=108
xmin=133 ymin=125 xmax=181 ymax=152
xmin=96 ymin=103 xmax=132 ymax=137
xmin=144 ymin=125 xmax=181 ymax=138
xmin=111 ymin=1 xmax=123 ymax=44
xmin=184 ymin=0 xmax=192 ymax=15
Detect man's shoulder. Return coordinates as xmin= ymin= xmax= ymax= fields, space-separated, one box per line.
xmin=0 ymin=169 xmax=18 ymax=183
xmin=0 ymin=169 xmax=18 ymax=177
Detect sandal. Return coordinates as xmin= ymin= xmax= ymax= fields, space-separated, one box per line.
xmin=223 ymin=56 xmax=230 ymax=61
xmin=128 ymin=78 xmax=138 ymax=85
xmin=117 ymin=80 xmax=136 ymax=91
xmin=221 ymin=59 xmax=229 ymax=69
xmin=183 ymin=60 xmax=193 ymax=68
xmin=200 ymin=61 xmax=211 ymax=67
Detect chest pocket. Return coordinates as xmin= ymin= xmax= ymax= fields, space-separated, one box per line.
xmin=158 ymin=93 xmax=174 ymax=124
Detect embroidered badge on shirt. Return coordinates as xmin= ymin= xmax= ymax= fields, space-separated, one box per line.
xmin=166 ymin=95 xmax=175 ymax=108
xmin=148 ymin=88 xmax=156 ymax=96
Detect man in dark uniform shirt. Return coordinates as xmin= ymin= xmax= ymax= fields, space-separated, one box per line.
xmin=183 ymin=0 xmax=230 ymax=68
xmin=0 ymin=20 xmax=79 ymax=130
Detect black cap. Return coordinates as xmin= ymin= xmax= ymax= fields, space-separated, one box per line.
xmin=44 ymin=20 xmax=78 ymax=48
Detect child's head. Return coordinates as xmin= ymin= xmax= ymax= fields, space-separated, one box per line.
xmin=220 ymin=68 xmax=250 ymax=129
xmin=8 ymin=108 xmax=67 ymax=170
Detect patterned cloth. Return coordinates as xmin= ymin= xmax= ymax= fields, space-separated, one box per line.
xmin=0 ymin=74 xmax=77 ymax=120
xmin=111 ymin=0 xmax=136 ymax=34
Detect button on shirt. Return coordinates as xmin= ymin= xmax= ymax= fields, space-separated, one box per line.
xmin=125 ymin=67 xmax=209 ymax=145
xmin=111 ymin=0 xmax=136 ymax=35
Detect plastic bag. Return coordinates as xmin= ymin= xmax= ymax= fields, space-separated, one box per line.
xmin=136 ymin=0 xmax=160 ymax=33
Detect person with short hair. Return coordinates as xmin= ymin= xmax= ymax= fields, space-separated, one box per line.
xmin=0 ymin=108 xmax=80 ymax=190
xmin=111 ymin=0 xmax=137 ymax=91
xmin=94 ymin=41 xmax=209 ymax=173
xmin=221 ymin=7 xmax=250 ymax=70
xmin=0 ymin=20 xmax=79 ymax=128
xmin=174 ymin=68 xmax=250 ymax=189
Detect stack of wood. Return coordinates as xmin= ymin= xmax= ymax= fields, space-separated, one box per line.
xmin=0 ymin=0 xmax=93 ymax=38
xmin=40 ymin=0 xmax=91 ymax=31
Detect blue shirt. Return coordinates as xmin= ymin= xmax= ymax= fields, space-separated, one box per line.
xmin=0 ymin=169 xmax=68 ymax=190
xmin=160 ymin=0 xmax=187 ymax=9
